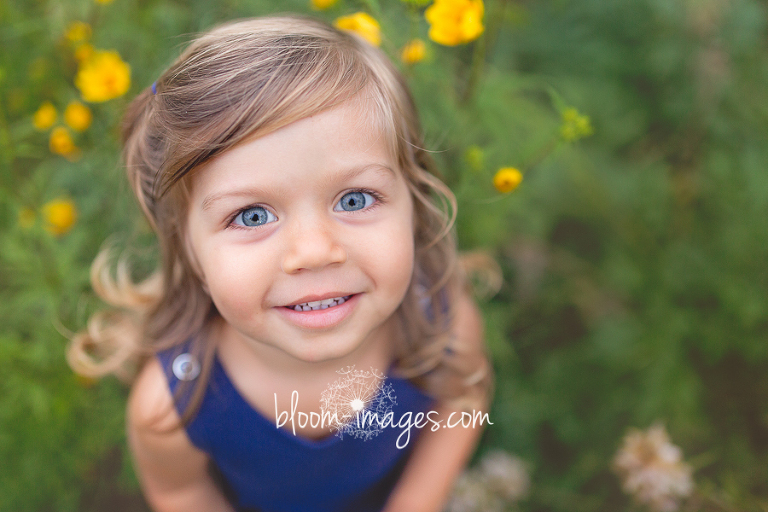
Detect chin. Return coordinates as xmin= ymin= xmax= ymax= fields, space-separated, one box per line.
xmin=284 ymin=336 xmax=366 ymax=365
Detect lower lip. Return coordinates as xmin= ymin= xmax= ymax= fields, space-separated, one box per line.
xmin=276 ymin=294 xmax=360 ymax=330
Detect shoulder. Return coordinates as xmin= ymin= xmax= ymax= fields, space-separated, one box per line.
xmin=445 ymin=289 xmax=492 ymax=409
xmin=127 ymin=357 xmax=202 ymax=473
xmin=128 ymin=357 xmax=180 ymax=433
xmin=451 ymin=289 xmax=484 ymax=350
xmin=127 ymin=358 xmax=218 ymax=507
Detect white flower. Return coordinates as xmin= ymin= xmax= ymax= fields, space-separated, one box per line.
xmin=446 ymin=470 xmax=505 ymax=512
xmin=479 ymin=450 xmax=530 ymax=502
xmin=613 ymin=423 xmax=694 ymax=512
xmin=446 ymin=450 xmax=530 ymax=512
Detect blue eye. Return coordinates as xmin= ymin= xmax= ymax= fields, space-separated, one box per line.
xmin=233 ymin=206 xmax=277 ymax=227
xmin=335 ymin=191 xmax=375 ymax=212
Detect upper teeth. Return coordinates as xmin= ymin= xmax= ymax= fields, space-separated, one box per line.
xmin=291 ymin=295 xmax=352 ymax=312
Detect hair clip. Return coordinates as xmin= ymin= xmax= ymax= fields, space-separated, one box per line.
xmin=151 ymin=82 xmax=157 ymax=95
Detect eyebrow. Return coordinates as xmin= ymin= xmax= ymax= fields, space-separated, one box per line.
xmin=200 ymin=163 xmax=396 ymax=212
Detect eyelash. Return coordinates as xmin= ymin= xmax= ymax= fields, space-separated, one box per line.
xmin=225 ymin=188 xmax=385 ymax=231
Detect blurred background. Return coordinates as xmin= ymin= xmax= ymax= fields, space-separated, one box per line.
xmin=1 ymin=0 xmax=767 ymax=510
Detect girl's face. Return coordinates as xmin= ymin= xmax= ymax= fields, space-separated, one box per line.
xmin=185 ymin=98 xmax=415 ymax=364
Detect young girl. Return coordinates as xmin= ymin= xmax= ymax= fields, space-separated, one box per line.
xmin=69 ymin=15 xmax=492 ymax=512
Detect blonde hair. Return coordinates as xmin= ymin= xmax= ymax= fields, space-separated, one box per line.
xmin=69 ymin=15 xmax=491 ymax=421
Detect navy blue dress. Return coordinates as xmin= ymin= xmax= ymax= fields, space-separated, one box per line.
xmin=157 ymin=343 xmax=435 ymax=512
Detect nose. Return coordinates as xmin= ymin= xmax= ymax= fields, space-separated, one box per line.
xmin=280 ymin=214 xmax=347 ymax=274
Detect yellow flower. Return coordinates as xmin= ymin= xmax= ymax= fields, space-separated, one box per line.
xmin=42 ymin=198 xmax=78 ymax=236
xmin=74 ymin=43 xmax=95 ymax=62
xmin=464 ymin=145 xmax=484 ymax=172
xmin=425 ymin=0 xmax=484 ymax=46
xmin=33 ymin=102 xmax=57 ymax=131
xmin=18 ymin=207 xmax=36 ymax=229
xmin=65 ymin=21 xmax=91 ymax=43
xmin=401 ymin=39 xmax=427 ymax=64
xmin=75 ymin=50 xmax=131 ymax=103
xmin=334 ymin=13 xmax=381 ymax=47
xmin=311 ymin=0 xmax=339 ymax=9
xmin=64 ymin=101 xmax=92 ymax=131
xmin=49 ymin=126 xmax=79 ymax=159
xmin=95 ymin=0 xmax=114 ymax=4
xmin=493 ymin=167 xmax=523 ymax=193
xmin=560 ymin=107 xmax=593 ymax=142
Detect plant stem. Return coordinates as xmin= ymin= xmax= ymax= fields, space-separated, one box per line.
xmin=359 ymin=0 xmax=383 ymax=20
xmin=484 ymin=0 xmax=508 ymax=59
xmin=460 ymin=0 xmax=508 ymax=104
xmin=0 ymin=96 xmax=16 ymax=174
xmin=0 ymin=94 xmax=21 ymax=201
xmin=460 ymin=34 xmax=486 ymax=105
xmin=521 ymin=134 xmax=562 ymax=174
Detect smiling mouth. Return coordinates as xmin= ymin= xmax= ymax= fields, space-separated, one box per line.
xmin=287 ymin=295 xmax=354 ymax=312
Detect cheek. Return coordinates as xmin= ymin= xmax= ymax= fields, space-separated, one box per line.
xmin=200 ymin=244 xmax=275 ymax=321
xmin=363 ymin=218 xmax=415 ymax=296
xmin=206 ymin=271 xmax=253 ymax=324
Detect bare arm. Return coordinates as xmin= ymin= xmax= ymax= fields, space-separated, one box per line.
xmin=126 ymin=358 xmax=236 ymax=512
xmin=382 ymin=291 xmax=490 ymax=512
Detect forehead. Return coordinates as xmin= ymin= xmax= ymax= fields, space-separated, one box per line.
xmin=306 ymin=95 xmax=388 ymax=150
xmin=187 ymin=97 xmax=399 ymax=199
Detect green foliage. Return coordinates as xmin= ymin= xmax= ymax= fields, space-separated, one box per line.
xmin=2 ymin=0 xmax=767 ymax=510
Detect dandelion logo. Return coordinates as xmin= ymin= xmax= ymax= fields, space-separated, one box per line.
xmin=320 ymin=366 xmax=396 ymax=441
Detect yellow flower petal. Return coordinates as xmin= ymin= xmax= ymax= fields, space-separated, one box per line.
xmin=560 ymin=107 xmax=593 ymax=142
xmin=64 ymin=101 xmax=92 ymax=132
xmin=33 ymin=102 xmax=57 ymax=131
xmin=74 ymin=43 xmax=95 ymax=63
xmin=575 ymin=115 xmax=593 ymax=137
xmin=425 ymin=0 xmax=484 ymax=46
xmin=401 ymin=39 xmax=427 ymax=64
xmin=493 ymin=167 xmax=523 ymax=193
xmin=334 ymin=12 xmax=382 ymax=47
xmin=75 ymin=50 xmax=131 ymax=103
xmin=460 ymin=8 xmax=484 ymax=40
xmin=311 ymin=0 xmax=339 ymax=9
xmin=49 ymin=126 xmax=77 ymax=156
xmin=65 ymin=21 xmax=92 ymax=43
xmin=562 ymin=107 xmax=579 ymax=123
xmin=42 ymin=198 xmax=78 ymax=236
xmin=465 ymin=145 xmax=484 ymax=172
